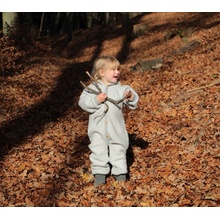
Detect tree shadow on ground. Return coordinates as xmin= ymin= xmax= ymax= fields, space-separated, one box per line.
xmin=0 ymin=61 xmax=91 ymax=158
xmin=127 ymin=133 xmax=149 ymax=180
xmin=0 ymin=13 xmax=147 ymax=158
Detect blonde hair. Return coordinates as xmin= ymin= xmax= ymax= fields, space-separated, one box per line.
xmin=92 ymin=55 xmax=120 ymax=80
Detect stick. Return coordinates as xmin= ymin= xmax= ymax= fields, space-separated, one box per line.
xmin=80 ymin=81 xmax=121 ymax=105
xmin=81 ymin=71 xmax=131 ymax=105
xmin=80 ymin=71 xmax=134 ymax=122
xmin=85 ymin=71 xmax=102 ymax=93
xmin=186 ymin=78 xmax=220 ymax=93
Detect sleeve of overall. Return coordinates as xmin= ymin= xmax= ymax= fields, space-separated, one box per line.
xmin=78 ymin=89 xmax=101 ymax=113
xmin=123 ymin=85 xmax=139 ymax=110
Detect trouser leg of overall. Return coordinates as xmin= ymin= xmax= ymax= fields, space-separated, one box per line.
xmin=89 ymin=133 xmax=110 ymax=175
xmin=109 ymin=143 xmax=127 ymax=175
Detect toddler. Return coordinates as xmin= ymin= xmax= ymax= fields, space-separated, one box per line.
xmin=78 ymin=55 xmax=139 ymax=186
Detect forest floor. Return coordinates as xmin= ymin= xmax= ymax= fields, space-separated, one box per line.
xmin=0 ymin=12 xmax=220 ymax=207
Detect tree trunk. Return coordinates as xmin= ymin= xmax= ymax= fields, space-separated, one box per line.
xmin=52 ymin=12 xmax=62 ymax=36
xmin=2 ymin=12 xmax=18 ymax=35
xmin=38 ymin=12 xmax=45 ymax=38
xmin=64 ymin=12 xmax=73 ymax=41
xmin=87 ymin=12 xmax=93 ymax=28
xmin=121 ymin=12 xmax=130 ymax=27
xmin=103 ymin=12 xmax=109 ymax=26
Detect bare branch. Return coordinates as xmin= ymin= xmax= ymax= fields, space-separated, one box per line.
xmin=116 ymin=90 xmax=132 ymax=104
xmin=80 ymin=72 xmax=133 ymax=122
xmin=84 ymin=71 xmax=131 ymax=104
xmin=80 ymin=81 xmax=99 ymax=95
xmin=86 ymin=71 xmax=102 ymax=93
xmin=80 ymin=80 xmax=120 ymax=105
xmin=186 ymin=78 xmax=220 ymax=93
xmin=94 ymin=103 xmax=109 ymax=124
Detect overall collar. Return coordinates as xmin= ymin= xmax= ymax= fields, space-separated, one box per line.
xmin=97 ymin=80 xmax=119 ymax=87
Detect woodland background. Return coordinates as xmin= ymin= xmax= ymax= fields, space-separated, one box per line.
xmin=0 ymin=12 xmax=220 ymax=207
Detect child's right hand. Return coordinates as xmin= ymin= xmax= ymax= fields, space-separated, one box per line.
xmin=96 ymin=93 xmax=107 ymax=103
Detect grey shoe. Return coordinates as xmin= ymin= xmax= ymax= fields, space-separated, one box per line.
xmin=115 ymin=174 xmax=127 ymax=181
xmin=94 ymin=174 xmax=106 ymax=186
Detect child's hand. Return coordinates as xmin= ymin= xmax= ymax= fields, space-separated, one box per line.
xmin=96 ymin=93 xmax=107 ymax=103
xmin=124 ymin=90 xmax=134 ymax=101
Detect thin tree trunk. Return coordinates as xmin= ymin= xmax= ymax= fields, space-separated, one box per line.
xmin=104 ymin=12 xmax=109 ymax=26
xmin=87 ymin=12 xmax=93 ymax=28
xmin=38 ymin=12 xmax=45 ymax=38
xmin=65 ymin=12 xmax=73 ymax=41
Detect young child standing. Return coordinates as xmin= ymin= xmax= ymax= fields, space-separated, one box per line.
xmin=78 ymin=55 xmax=139 ymax=186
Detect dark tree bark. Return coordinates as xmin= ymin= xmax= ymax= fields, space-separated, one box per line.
xmin=121 ymin=12 xmax=131 ymax=28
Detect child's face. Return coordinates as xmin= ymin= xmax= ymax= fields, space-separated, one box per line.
xmin=100 ymin=66 xmax=120 ymax=85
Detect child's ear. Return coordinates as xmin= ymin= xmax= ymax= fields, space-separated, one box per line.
xmin=99 ymin=70 xmax=105 ymax=77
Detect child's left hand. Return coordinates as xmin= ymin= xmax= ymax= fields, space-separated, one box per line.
xmin=124 ymin=90 xmax=134 ymax=101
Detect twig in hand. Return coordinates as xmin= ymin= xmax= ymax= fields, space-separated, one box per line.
xmin=85 ymin=71 xmax=102 ymax=93
xmin=117 ymin=90 xmax=132 ymax=103
xmin=94 ymin=103 xmax=109 ymax=123
xmin=80 ymin=81 xmax=122 ymax=106
xmin=80 ymin=71 xmax=133 ymax=122
xmin=80 ymin=81 xmax=100 ymax=95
